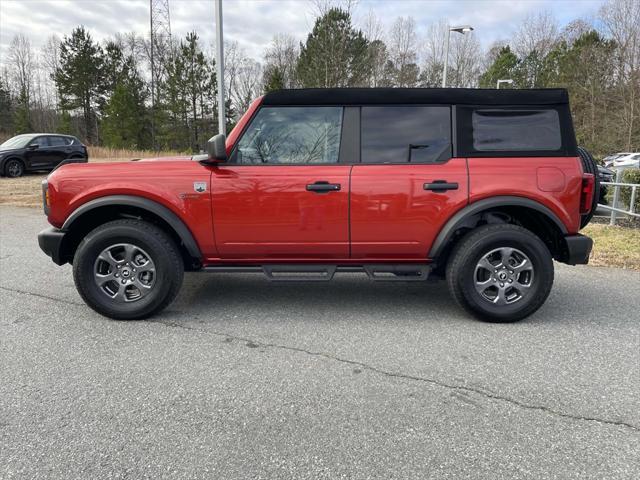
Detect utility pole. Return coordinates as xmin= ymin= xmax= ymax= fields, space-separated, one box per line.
xmin=150 ymin=0 xmax=172 ymax=149
xmin=214 ymin=0 xmax=226 ymax=136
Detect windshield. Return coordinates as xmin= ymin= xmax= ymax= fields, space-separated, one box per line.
xmin=0 ymin=134 xmax=35 ymax=150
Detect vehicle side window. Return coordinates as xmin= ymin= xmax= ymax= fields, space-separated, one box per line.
xmin=472 ymin=109 xmax=561 ymax=152
xmin=30 ymin=137 xmax=49 ymax=147
xmin=361 ymin=106 xmax=451 ymax=163
xmin=233 ymin=106 xmax=343 ymax=164
xmin=48 ymin=136 xmax=70 ymax=146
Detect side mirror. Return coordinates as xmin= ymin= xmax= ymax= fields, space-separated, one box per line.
xmin=27 ymin=143 xmax=39 ymax=150
xmin=206 ymin=134 xmax=227 ymax=162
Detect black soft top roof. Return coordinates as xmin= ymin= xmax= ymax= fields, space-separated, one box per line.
xmin=262 ymin=88 xmax=569 ymax=106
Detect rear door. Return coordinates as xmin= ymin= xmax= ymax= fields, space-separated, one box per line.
xmin=350 ymin=105 xmax=468 ymax=260
xmin=46 ymin=136 xmax=73 ymax=167
xmin=210 ymin=105 xmax=351 ymax=260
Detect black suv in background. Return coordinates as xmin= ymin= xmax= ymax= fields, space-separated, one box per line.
xmin=0 ymin=134 xmax=88 ymax=177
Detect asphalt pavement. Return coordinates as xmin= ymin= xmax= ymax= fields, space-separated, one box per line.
xmin=1 ymin=205 xmax=639 ymax=479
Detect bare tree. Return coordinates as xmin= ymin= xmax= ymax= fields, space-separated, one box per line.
xmin=599 ymin=0 xmax=640 ymax=150
xmin=513 ymin=11 xmax=559 ymax=59
xmin=40 ymin=35 xmax=61 ymax=111
xmin=310 ymin=0 xmax=358 ymax=16
xmin=420 ymin=20 xmax=448 ymax=87
xmin=360 ymin=10 xmax=388 ymax=86
xmin=225 ymin=41 xmax=263 ymax=117
xmin=361 ymin=9 xmax=384 ymax=43
xmin=388 ymin=16 xmax=419 ymax=87
xmin=9 ymin=34 xmax=35 ymax=130
xmin=418 ymin=19 xmax=481 ymax=88
xmin=263 ymin=33 xmax=300 ymax=89
xmin=9 ymin=35 xmax=34 ymax=103
xmin=449 ymin=31 xmax=482 ymax=88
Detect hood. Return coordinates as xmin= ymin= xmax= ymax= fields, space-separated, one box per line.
xmin=136 ymin=155 xmax=192 ymax=162
xmin=0 ymin=148 xmax=21 ymax=155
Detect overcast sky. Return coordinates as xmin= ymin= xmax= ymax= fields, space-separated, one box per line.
xmin=0 ymin=0 xmax=606 ymax=64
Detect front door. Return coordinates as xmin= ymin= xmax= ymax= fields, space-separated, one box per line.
xmin=350 ymin=105 xmax=469 ymax=260
xmin=211 ymin=105 xmax=350 ymax=260
xmin=25 ymin=136 xmax=53 ymax=169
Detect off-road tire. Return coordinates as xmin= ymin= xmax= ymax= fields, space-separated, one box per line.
xmin=446 ymin=224 xmax=554 ymax=323
xmin=73 ymin=219 xmax=184 ymax=320
xmin=578 ymin=146 xmax=600 ymax=228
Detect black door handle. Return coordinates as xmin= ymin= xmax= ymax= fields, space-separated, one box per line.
xmin=424 ymin=180 xmax=459 ymax=192
xmin=306 ymin=181 xmax=341 ymax=193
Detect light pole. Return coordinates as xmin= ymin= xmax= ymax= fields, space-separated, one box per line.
xmin=214 ymin=0 xmax=226 ymax=136
xmin=442 ymin=25 xmax=473 ymax=88
xmin=497 ymin=79 xmax=514 ymax=89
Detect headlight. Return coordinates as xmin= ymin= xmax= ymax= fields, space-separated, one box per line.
xmin=41 ymin=180 xmax=50 ymax=215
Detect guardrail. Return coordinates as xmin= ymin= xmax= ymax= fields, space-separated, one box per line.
xmin=597 ymin=169 xmax=639 ymax=225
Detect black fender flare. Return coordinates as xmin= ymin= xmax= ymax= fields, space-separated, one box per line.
xmin=428 ymin=196 xmax=568 ymax=258
xmin=62 ymin=195 xmax=202 ymax=260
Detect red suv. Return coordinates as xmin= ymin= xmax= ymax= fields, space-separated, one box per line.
xmin=38 ymin=88 xmax=597 ymax=322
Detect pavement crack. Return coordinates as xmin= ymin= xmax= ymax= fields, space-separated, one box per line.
xmin=0 ymin=286 xmax=84 ymax=307
xmin=152 ymin=319 xmax=640 ymax=433
xmin=3 ymin=288 xmax=636 ymax=433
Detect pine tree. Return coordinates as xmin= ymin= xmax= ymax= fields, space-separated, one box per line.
xmin=296 ymin=8 xmax=370 ymax=88
xmin=0 ymin=78 xmax=14 ymax=134
xmin=101 ymin=41 xmax=149 ymax=148
xmin=54 ymin=27 xmax=105 ymax=143
xmin=102 ymin=82 xmax=147 ymax=148
xmin=478 ymin=46 xmax=519 ymax=88
xmin=263 ymin=66 xmax=285 ymax=93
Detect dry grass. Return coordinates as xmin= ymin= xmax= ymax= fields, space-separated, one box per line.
xmin=581 ymin=223 xmax=640 ymax=270
xmin=0 ymin=173 xmax=45 ymax=207
xmin=0 ymin=149 xmax=180 ymax=208
xmin=87 ymin=146 xmax=184 ymax=162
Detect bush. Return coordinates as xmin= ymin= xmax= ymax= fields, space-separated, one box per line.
xmin=617 ymin=169 xmax=640 ymax=212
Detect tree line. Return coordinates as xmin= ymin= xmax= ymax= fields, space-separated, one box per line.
xmin=0 ymin=0 xmax=637 ymax=156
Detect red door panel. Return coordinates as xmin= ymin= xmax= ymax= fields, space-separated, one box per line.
xmin=211 ymin=165 xmax=350 ymax=259
xmin=350 ymin=159 xmax=468 ymax=260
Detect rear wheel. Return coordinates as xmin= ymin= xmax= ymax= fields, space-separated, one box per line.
xmin=5 ymin=159 xmax=25 ymax=178
xmin=73 ymin=219 xmax=184 ymax=320
xmin=446 ymin=224 xmax=554 ymax=322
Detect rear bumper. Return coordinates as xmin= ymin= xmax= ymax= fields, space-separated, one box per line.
xmin=38 ymin=227 xmax=67 ymax=265
xmin=563 ymin=234 xmax=593 ymax=265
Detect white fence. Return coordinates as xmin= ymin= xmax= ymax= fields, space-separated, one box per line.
xmin=597 ymin=169 xmax=639 ymax=225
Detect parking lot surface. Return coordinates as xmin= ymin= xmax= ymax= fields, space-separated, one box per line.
xmin=1 ymin=206 xmax=639 ymax=479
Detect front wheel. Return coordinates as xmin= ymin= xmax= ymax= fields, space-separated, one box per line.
xmin=446 ymin=224 xmax=554 ymax=322
xmin=5 ymin=159 xmax=25 ymax=178
xmin=73 ymin=219 xmax=184 ymax=320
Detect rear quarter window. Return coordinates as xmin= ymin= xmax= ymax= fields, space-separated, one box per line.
xmin=457 ymin=105 xmax=573 ymax=157
xmin=472 ymin=109 xmax=561 ymax=152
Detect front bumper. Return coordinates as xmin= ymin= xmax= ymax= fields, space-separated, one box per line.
xmin=38 ymin=227 xmax=67 ymax=265
xmin=563 ymin=234 xmax=593 ymax=265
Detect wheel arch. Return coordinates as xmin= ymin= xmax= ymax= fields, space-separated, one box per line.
xmin=61 ymin=195 xmax=202 ymax=269
xmin=429 ymin=196 xmax=569 ymax=268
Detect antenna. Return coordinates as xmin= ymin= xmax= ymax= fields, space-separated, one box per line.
xmin=149 ymin=0 xmax=172 ymax=149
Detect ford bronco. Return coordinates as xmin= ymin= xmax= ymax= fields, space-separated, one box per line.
xmin=38 ymin=88 xmax=597 ymax=322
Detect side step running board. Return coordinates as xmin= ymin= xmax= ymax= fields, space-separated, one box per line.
xmin=202 ymin=264 xmax=432 ymax=282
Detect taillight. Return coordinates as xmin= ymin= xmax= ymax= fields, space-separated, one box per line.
xmin=580 ymin=174 xmax=595 ymax=214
